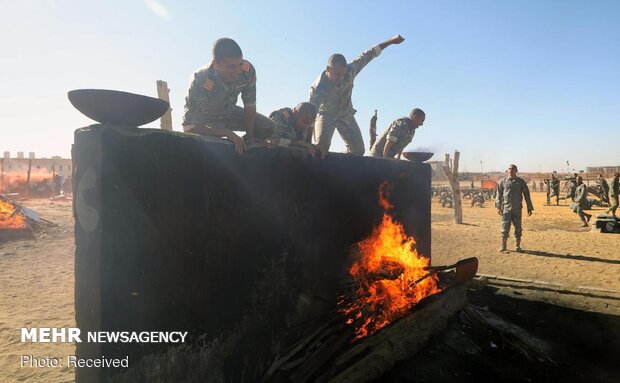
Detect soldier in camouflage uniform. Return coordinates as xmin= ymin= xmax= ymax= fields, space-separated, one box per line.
xmin=573 ymin=176 xmax=592 ymax=227
xmin=369 ymin=109 xmax=426 ymax=158
xmin=496 ymin=164 xmax=534 ymax=252
xmin=471 ymin=193 xmax=485 ymax=207
xmin=598 ymin=174 xmax=610 ymax=204
xmin=545 ymin=173 xmax=560 ymax=205
xmin=182 ymin=38 xmax=275 ymax=154
xmin=309 ymin=34 xmax=405 ymax=157
xmin=268 ymin=102 xmax=318 ymax=156
xmin=565 ymin=173 xmax=578 ymax=202
xmin=606 ymin=172 xmax=619 ymax=217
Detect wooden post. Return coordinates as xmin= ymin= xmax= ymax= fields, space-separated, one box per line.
xmin=369 ymin=110 xmax=378 ymax=148
xmin=25 ymin=159 xmax=32 ymax=199
xmin=156 ymin=80 xmax=173 ymax=131
xmin=442 ymin=151 xmax=463 ymax=224
xmin=51 ymin=162 xmax=56 ymax=197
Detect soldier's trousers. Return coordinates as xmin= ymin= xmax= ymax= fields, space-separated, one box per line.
xmin=547 ymin=189 xmax=559 ymax=205
xmin=315 ymin=115 xmax=365 ymax=156
xmin=575 ymin=204 xmax=590 ymax=222
xmin=190 ymin=106 xmax=275 ymax=140
xmin=501 ymin=210 xmax=522 ymax=239
xmin=601 ymin=191 xmax=610 ymax=204
xmin=608 ymin=195 xmax=619 ymax=215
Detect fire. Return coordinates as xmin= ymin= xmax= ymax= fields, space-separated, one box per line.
xmin=340 ymin=182 xmax=440 ymax=340
xmin=0 ymin=198 xmax=28 ymax=229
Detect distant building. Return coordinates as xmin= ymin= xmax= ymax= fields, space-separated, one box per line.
xmin=1 ymin=152 xmax=72 ymax=179
xmin=586 ymin=166 xmax=620 ymax=175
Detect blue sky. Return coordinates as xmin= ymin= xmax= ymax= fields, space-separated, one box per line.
xmin=1 ymin=0 xmax=618 ymax=172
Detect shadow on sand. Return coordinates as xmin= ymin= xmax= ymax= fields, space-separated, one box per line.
xmin=521 ymin=249 xmax=620 ymax=265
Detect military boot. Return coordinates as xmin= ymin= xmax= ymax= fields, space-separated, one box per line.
xmin=515 ymin=238 xmax=523 ymax=252
xmin=498 ymin=238 xmax=507 ymax=252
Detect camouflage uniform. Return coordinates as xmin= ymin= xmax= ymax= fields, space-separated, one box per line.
xmin=268 ymin=108 xmax=312 ymax=146
xmin=574 ymin=183 xmax=592 ymax=224
xmin=496 ymin=176 xmax=533 ymax=241
xmin=599 ymin=177 xmax=610 ymax=204
xmin=545 ymin=177 xmax=560 ymax=205
xmin=182 ymin=61 xmax=275 ymax=139
xmin=566 ymin=178 xmax=577 ymax=201
xmin=607 ymin=176 xmax=619 ymax=216
xmin=369 ymin=117 xmax=415 ymax=158
xmin=309 ymin=46 xmax=383 ymax=155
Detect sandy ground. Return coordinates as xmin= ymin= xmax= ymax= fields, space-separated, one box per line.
xmin=0 ymin=193 xmax=618 ymax=382
xmin=432 ymin=190 xmax=620 ymax=313
xmin=0 ymin=200 xmax=75 ymax=383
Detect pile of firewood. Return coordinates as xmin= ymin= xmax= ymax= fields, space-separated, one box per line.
xmin=262 ymin=283 xmax=469 ymax=382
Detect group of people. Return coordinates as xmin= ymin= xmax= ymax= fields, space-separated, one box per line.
xmin=551 ymin=172 xmax=618 ymax=225
xmin=182 ymin=37 xmax=618 ymax=252
xmin=495 ymin=167 xmax=619 ymax=252
xmin=182 ymin=36 xmax=425 ymax=159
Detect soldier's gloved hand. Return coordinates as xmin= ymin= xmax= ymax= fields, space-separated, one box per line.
xmin=226 ymin=132 xmax=246 ymax=155
xmin=527 ymin=210 xmax=533 ymax=216
xmin=497 ymin=208 xmax=502 ymax=215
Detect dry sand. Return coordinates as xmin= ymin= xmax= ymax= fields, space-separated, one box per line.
xmin=0 ymin=193 xmax=618 ymax=382
xmin=0 ymin=200 xmax=75 ymax=383
xmin=432 ymin=190 xmax=620 ymax=313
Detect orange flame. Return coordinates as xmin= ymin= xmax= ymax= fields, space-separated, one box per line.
xmin=0 ymin=198 xmax=28 ymax=230
xmin=340 ymin=182 xmax=440 ymax=340
xmin=378 ymin=181 xmax=394 ymax=211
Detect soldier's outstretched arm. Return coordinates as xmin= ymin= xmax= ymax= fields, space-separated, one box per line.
xmin=377 ymin=34 xmax=405 ymax=51
xmin=350 ymin=34 xmax=405 ymax=78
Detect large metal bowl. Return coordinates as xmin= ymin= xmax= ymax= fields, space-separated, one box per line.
xmin=402 ymin=151 xmax=434 ymax=163
xmin=68 ymin=89 xmax=169 ymax=127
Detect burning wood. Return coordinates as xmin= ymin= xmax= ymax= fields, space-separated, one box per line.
xmin=260 ymin=182 xmax=478 ymax=382
xmin=0 ymin=195 xmax=33 ymax=241
xmin=339 ymin=182 xmax=440 ymax=340
xmin=0 ymin=195 xmax=56 ymax=241
xmin=364 ymin=259 xmax=405 ymax=282
xmin=263 ymin=284 xmax=471 ymax=383
xmin=0 ymin=195 xmax=28 ymax=230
